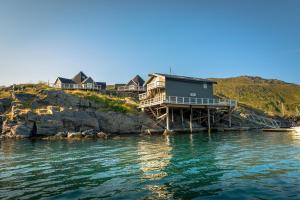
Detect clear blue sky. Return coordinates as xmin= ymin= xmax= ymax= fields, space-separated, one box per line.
xmin=0 ymin=0 xmax=299 ymax=85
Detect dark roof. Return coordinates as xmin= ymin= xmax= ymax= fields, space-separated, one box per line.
xmin=150 ymin=73 xmax=217 ymax=84
xmin=72 ymin=71 xmax=88 ymax=84
xmin=127 ymin=75 xmax=145 ymax=86
xmin=82 ymin=77 xmax=94 ymax=84
xmin=56 ymin=77 xmax=75 ymax=84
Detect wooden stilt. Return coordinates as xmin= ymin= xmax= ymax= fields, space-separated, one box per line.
xmin=171 ymin=107 xmax=174 ymax=123
xmin=190 ymin=106 xmax=193 ymax=133
xmin=166 ymin=106 xmax=170 ymax=130
xmin=208 ymin=108 xmax=211 ymax=132
xmin=229 ymin=109 xmax=232 ymax=128
xmin=181 ymin=109 xmax=184 ymax=128
xmin=199 ymin=110 xmax=201 ymax=124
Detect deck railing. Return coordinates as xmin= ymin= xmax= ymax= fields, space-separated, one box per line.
xmin=139 ymin=92 xmax=147 ymax=100
xmin=147 ymin=81 xmax=165 ymax=91
xmin=139 ymin=95 xmax=237 ymax=108
xmin=117 ymin=85 xmax=146 ymax=92
xmin=53 ymin=83 xmax=102 ymax=90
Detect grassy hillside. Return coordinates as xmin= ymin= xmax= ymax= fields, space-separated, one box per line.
xmin=212 ymin=76 xmax=300 ymax=117
xmin=66 ymin=90 xmax=138 ymax=113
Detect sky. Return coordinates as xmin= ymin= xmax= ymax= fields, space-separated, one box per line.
xmin=0 ymin=0 xmax=299 ymax=85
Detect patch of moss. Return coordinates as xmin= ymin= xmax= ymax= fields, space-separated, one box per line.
xmin=66 ymin=90 xmax=138 ymax=113
xmin=0 ymin=90 xmax=11 ymax=98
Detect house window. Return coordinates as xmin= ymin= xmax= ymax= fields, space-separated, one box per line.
xmin=190 ymin=93 xmax=196 ymax=97
xmin=203 ymin=83 xmax=207 ymax=89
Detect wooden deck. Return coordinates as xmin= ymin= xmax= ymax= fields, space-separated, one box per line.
xmin=53 ymin=83 xmax=102 ymax=90
xmin=117 ymin=85 xmax=146 ymax=92
xmin=139 ymin=95 xmax=237 ymax=108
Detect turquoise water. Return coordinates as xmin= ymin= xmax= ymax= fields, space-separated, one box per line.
xmin=1 ymin=131 xmax=300 ymax=199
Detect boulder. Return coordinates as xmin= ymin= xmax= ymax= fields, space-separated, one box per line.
xmin=95 ymin=111 xmax=160 ymax=133
xmin=61 ymin=111 xmax=100 ymax=131
xmin=96 ymin=131 xmax=110 ymax=139
xmin=10 ymin=123 xmax=32 ymax=138
xmin=67 ymin=132 xmax=83 ymax=138
xmin=0 ymin=98 xmax=11 ymax=113
xmin=36 ymin=119 xmax=64 ymax=136
xmin=55 ymin=132 xmax=67 ymax=138
xmin=13 ymin=93 xmax=35 ymax=102
xmin=81 ymin=129 xmax=95 ymax=136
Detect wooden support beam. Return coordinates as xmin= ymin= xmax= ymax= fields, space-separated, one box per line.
xmin=199 ymin=110 xmax=201 ymax=124
xmin=166 ymin=106 xmax=170 ymax=131
xmin=181 ymin=108 xmax=184 ymax=128
xmin=208 ymin=108 xmax=211 ymax=133
xmin=171 ymin=107 xmax=174 ymax=123
xmin=229 ymin=109 xmax=232 ymax=128
xmin=149 ymin=107 xmax=157 ymax=118
xmin=190 ymin=106 xmax=193 ymax=133
xmin=157 ymin=113 xmax=167 ymax=120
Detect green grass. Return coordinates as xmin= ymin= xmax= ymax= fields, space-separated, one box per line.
xmin=66 ymin=90 xmax=138 ymax=113
xmin=211 ymin=76 xmax=300 ymax=117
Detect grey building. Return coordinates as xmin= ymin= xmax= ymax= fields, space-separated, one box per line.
xmin=139 ymin=73 xmax=237 ymax=131
xmin=54 ymin=71 xmax=106 ymax=90
xmin=143 ymin=73 xmax=216 ymax=99
xmin=117 ymin=75 xmax=146 ymax=92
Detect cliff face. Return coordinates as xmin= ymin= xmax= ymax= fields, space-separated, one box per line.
xmin=0 ymin=89 xmax=159 ymax=138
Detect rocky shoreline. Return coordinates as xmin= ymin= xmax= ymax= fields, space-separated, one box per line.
xmin=0 ymin=86 xmax=296 ymax=140
xmin=0 ymin=89 xmax=160 ymax=139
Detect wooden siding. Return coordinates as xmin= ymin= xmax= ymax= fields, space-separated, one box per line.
xmin=165 ymin=79 xmax=214 ymax=98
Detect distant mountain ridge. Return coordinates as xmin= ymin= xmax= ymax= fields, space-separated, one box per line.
xmin=210 ymin=76 xmax=300 ymax=117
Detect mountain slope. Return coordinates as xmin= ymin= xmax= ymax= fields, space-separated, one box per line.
xmin=211 ymin=76 xmax=300 ymax=117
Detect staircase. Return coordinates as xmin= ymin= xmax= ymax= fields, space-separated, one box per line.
xmin=234 ymin=110 xmax=280 ymax=128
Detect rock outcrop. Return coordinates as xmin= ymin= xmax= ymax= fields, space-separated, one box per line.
xmin=1 ymin=90 xmax=159 ymax=138
xmin=0 ymin=98 xmax=11 ymax=114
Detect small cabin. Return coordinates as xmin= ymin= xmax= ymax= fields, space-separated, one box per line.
xmin=117 ymin=75 xmax=146 ymax=92
xmin=139 ymin=73 xmax=236 ymax=131
xmin=54 ymin=71 xmax=106 ymax=90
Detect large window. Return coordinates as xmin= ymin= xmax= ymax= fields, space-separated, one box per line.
xmin=203 ymin=83 xmax=207 ymax=89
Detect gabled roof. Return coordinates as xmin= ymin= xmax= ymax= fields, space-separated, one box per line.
xmin=72 ymin=71 xmax=88 ymax=84
xmin=56 ymin=77 xmax=76 ymax=84
xmin=127 ymin=75 xmax=145 ymax=86
xmin=145 ymin=73 xmax=217 ymax=84
xmin=82 ymin=77 xmax=94 ymax=84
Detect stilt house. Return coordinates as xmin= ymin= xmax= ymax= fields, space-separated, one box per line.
xmin=139 ymin=73 xmax=237 ymax=131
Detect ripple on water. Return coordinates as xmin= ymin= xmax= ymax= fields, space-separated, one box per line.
xmin=1 ymin=132 xmax=300 ymax=199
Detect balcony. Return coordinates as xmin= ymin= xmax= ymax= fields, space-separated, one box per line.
xmin=147 ymin=81 xmax=165 ymax=91
xmin=54 ymin=83 xmax=102 ymax=90
xmin=117 ymin=85 xmax=146 ymax=92
xmin=139 ymin=95 xmax=237 ymax=108
xmin=139 ymin=92 xmax=147 ymax=100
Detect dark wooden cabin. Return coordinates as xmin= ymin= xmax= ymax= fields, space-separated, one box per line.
xmin=139 ymin=73 xmax=237 ymax=131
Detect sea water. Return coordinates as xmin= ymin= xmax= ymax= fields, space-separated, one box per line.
xmin=1 ymin=131 xmax=300 ymax=199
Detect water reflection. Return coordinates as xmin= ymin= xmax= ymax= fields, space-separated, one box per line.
xmin=138 ymin=135 xmax=173 ymax=198
xmin=138 ymin=136 xmax=172 ymax=179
